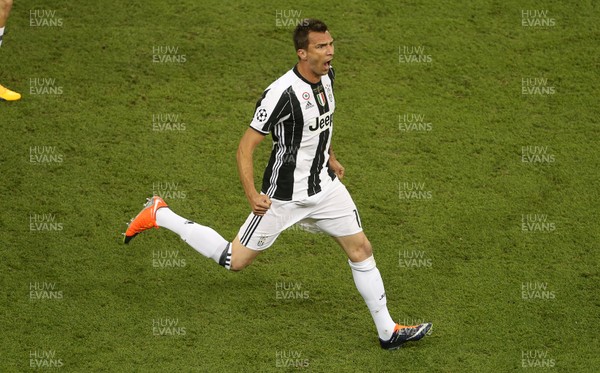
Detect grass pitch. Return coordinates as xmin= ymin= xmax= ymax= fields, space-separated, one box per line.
xmin=1 ymin=1 xmax=598 ymax=372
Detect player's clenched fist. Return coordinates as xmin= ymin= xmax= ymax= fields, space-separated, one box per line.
xmin=251 ymin=194 xmax=272 ymax=216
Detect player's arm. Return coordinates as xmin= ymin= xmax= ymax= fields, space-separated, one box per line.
xmin=328 ymin=146 xmax=345 ymax=179
xmin=237 ymin=128 xmax=272 ymax=215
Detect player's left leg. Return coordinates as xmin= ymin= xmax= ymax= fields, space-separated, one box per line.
xmin=333 ymin=232 xmax=396 ymax=339
xmin=312 ymin=179 xmax=431 ymax=349
xmin=334 ymin=232 xmax=431 ymax=349
xmin=0 ymin=0 xmax=22 ymax=102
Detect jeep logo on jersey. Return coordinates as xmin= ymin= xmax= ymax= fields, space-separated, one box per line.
xmin=309 ymin=112 xmax=333 ymax=132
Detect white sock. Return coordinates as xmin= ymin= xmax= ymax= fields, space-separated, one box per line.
xmin=0 ymin=27 xmax=5 ymax=47
xmin=349 ymin=256 xmax=396 ymax=340
xmin=155 ymin=207 xmax=228 ymax=264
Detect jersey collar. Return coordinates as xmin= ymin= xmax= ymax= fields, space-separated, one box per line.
xmin=293 ymin=65 xmax=322 ymax=87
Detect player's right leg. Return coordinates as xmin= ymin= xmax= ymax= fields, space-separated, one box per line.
xmin=0 ymin=0 xmax=21 ymax=102
xmin=123 ymin=196 xmax=261 ymax=271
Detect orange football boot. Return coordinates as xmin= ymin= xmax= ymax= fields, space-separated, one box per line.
xmin=124 ymin=196 xmax=168 ymax=244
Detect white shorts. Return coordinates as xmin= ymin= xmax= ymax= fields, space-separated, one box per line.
xmin=237 ymin=178 xmax=363 ymax=250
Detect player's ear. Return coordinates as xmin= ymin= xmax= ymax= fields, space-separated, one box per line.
xmin=297 ymin=49 xmax=307 ymax=61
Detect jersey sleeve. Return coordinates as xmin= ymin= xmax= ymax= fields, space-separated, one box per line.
xmin=249 ymin=87 xmax=292 ymax=134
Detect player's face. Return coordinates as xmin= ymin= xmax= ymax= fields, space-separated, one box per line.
xmin=302 ymin=31 xmax=334 ymax=78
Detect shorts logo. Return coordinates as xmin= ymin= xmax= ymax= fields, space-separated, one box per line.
xmin=257 ymin=235 xmax=268 ymax=247
xmin=256 ymin=108 xmax=268 ymax=122
xmin=302 ymin=92 xmax=310 ymax=100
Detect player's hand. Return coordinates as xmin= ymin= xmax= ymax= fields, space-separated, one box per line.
xmin=329 ymin=158 xmax=345 ymax=180
xmin=250 ymin=194 xmax=272 ymax=216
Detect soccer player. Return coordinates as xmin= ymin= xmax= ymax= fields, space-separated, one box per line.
xmin=124 ymin=19 xmax=431 ymax=349
xmin=0 ymin=0 xmax=21 ymax=101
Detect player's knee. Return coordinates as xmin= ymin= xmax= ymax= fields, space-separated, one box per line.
xmin=346 ymin=235 xmax=372 ymax=262
xmin=359 ymin=237 xmax=373 ymax=258
xmin=229 ymin=247 xmax=255 ymax=271
xmin=229 ymin=256 xmax=253 ymax=272
xmin=227 ymin=239 xmax=259 ymax=271
xmin=1 ymin=0 xmax=13 ymax=12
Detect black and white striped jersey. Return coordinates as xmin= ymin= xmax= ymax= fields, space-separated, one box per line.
xmin=249 ymin=65 xmax=337 ymax=201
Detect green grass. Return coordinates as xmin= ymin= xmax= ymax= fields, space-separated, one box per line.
xmin=1 ymin=0 xmax=599 ymax=371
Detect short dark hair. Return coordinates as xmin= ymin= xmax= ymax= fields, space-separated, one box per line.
xmin=293 ymin=19 xmax=328 ymax=51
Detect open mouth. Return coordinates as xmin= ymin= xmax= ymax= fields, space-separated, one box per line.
xmin=324 ymin=60 xmax=332 ymax=69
